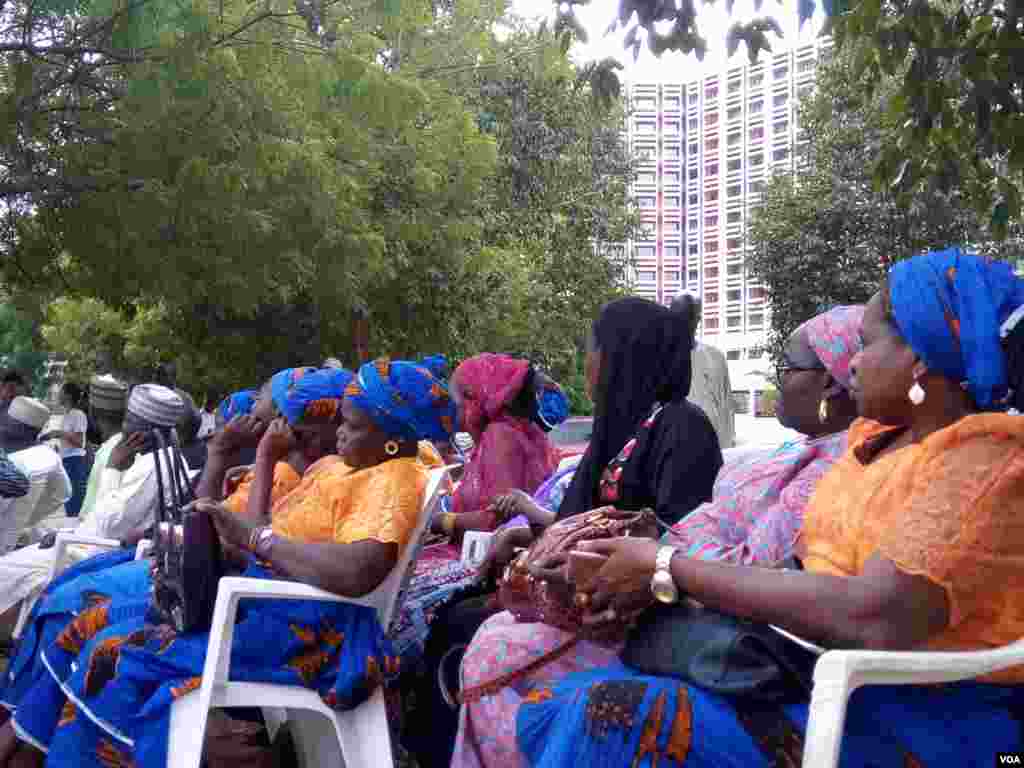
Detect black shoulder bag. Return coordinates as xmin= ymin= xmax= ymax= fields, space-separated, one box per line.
xmin=149 ymin=428 xmax=225 ymax=634
xmin=619 ymin=599 xmax=818 ymax=704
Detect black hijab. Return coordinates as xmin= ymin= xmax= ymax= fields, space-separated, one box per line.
xmin=560 ymin=297 xmax=701 ymax=519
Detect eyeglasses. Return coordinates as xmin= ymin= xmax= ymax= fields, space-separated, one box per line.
xmin=775 ymin=364 xmax=826 ymax=386
xmin=777 ymin=364 xmax=826 ymax=378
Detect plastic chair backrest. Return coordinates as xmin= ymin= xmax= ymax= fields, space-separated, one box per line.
xmin=0 ymin=470 xmax=49 ymax=552
xmin=371 ymin=465 xmax=451 ymax=629
xmin=8 ymin=445 xmax=65 ymax=534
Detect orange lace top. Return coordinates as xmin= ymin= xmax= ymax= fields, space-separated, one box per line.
xmin=802 ymin=414 xmax=1024 ymax=683
xmin=222 ymin=442 xmax=441 ymax=519
xmin=270 ymin=456 xmax=428 ymax=552
xmin=222 ymin=461 xmax=305 ymax=517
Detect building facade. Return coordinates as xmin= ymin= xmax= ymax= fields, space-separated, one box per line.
xmin=627 ymin=38 xmax=832 ymax=411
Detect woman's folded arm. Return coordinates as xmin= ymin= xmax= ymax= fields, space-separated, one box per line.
xmin=268 ymin=537 xmax=398 ymax=598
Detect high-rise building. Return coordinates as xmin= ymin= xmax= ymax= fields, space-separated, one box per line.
xmin=626 ymin=38 xmax=833 ymax=411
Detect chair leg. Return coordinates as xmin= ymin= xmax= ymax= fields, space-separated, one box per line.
xmin=800 ymin=675 xmax=855 ymax=768
xmin=333 ymin=688 xmax=394 ymax=768
xmin=10 ymin=598 xmax=34 ymax=642
xmin=261 ymin=707 xmax=288 ymax=743
xmin=167 ymin=692 xmax=207 ymax=768
xmin=285 ymin=709 xmax=344 ymax=768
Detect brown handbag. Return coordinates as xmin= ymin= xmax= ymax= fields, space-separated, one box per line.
xmin=460 ymin=506 xmax=657 ymax=703
xmin=498 ymin=506 xmax=656 ymax=633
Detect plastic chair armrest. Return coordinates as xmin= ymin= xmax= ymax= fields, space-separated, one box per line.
xmin=801 ymin=640 xmax=1024 ymax=768
xmin=813 ymin=640 xmax=1024 ymax=689
xmin=48 ymin=532 xmax=122 ymax=581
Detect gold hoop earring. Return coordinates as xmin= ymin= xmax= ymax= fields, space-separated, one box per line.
xmin=385 ymin=440 xmax=400 ymax=456
xmin=818 ymin=397 xmax=829 ymax=424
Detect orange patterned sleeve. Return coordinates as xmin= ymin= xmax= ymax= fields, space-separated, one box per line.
xmin=877 ymin=419 xmax=1024 ymax=634
xmin=223 ymin=462 xmax=302 ymax=516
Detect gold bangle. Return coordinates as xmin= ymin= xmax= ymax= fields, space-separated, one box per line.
xmin=440 ymin=512 xmax=456 ymax=537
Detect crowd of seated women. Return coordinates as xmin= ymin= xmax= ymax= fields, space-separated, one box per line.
xmin=0 ymin=246 xmax=1023 ymax=768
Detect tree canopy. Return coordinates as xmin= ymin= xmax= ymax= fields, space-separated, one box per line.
xmin=0 ymin=301 xmax=47 ymax=393
xmin=6 ymin=0 xmax=636 ymax=394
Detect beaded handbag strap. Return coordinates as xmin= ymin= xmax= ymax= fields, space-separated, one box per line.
xmin=458 ymin=634 xmax=582 ymax=704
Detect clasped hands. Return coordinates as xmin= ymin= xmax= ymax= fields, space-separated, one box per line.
xmin=527 ymin=536 xmax=664 ymax=626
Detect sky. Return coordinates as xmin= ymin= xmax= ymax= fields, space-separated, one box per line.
xmin=507 ymin=0 xmax=827 ymax=82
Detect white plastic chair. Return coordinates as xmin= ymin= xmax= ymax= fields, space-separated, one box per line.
xmin=0 ymin=475 xmax=49 ymax=554
xmin=801 ymin=639 xmax=1024 ymax=767
xmin=166 ymin=465 xmax=453 ymax=768
xmin=10 ymin=530 xmax=124 ymax=640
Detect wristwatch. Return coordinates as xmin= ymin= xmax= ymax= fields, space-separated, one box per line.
xmin=650 ymin=545 xmax=679 ymax=604
xmin=250 ymin=526 xmax=276 ymax=560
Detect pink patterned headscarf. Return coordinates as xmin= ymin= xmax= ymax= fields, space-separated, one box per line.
xmin=454 ymin=354 xmax=531 ymax=441
xmin=801 ymin=304 xmax=866 ymax=390
xmin=451 ymin=354 xmax=557 ymax=517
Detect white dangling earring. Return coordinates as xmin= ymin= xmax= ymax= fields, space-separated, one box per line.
xmin=908 ymin=381 xmax=926 ymax=406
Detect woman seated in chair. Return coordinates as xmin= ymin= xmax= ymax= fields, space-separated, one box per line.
xmin=477 ymin=248 xmax=1024 ymax=768
xmin=433 ymin=353 xmax=563 ymax=540
xmin=492 ymin=304 xmax=866 ymax=565
xmin=389 ymin=355 xmax=568 ymax=663
xmin=207 ymin=365 xmax=442 ymax=517
xmin=200 ymin=376 xmax=283 ymax=477
xmin=0 ymin=358 xmax=454 ymax=768
xmin=410 ymin=297 xmax=724 ymax=768
xmin=667 ymin=303 xmax=864 ymax=564
xmin=196 ymin=366 xmax=320 ymax=506
xmin=448 ymin=305 xmax=866 ymax=768
xmin=208 ymin=367 xmax=351 ymax=517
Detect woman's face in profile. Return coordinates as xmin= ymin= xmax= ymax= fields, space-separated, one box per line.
xmin=336 ymin=399 xmax=387 ymax=468
xmin=848 ymin=292 xmax=917 ymax=425
xmin=774 ymin=329 xmax=828 ymax=435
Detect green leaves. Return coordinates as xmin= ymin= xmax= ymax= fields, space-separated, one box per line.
xmin=833 ymin=0 xmax=1024 ymax=231
xmin=0 ymin=303 xmax=48 ymax=395
xmin=3 ymin=0 xmax=634 ymax=393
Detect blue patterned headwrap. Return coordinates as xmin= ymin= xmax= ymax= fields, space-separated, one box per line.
xmin=284 ymin=367 xmax=353 ymax=426
xmin=269 ymin=367 xmax=315 ymax=423
xmin=419 ymin=354 xmax=449 ymax=380
xmin=344 ymin=358 xmax=455 ymax=442
xmin=889 ymin=247 xmax=1024 ymax=410
xmin=536 ymin=381 xmax=570 ymax=431
xmin=218 ymin=390 xmax=258 ymax=422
